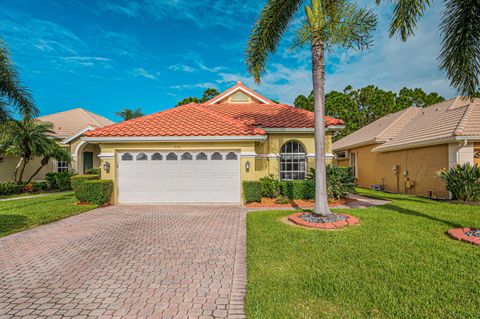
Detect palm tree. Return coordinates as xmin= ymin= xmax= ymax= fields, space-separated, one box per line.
xmin=0 ymin=39 xmax=37 ymax=122
xmin=0 ymin=119 xmax=70 ymax=184
xmin=247 ymin=0 xmax=376 ymax=216
xmin=379 ymin=0 xmax=480 ymax=97
xmin=115 ymin=107 xmax=144 ymax=121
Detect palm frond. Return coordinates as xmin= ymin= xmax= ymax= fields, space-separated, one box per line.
xmin=439 ymin=0 xmax=480 ymax=96
xmin=378 ymin=0 xmax=431 ymax=41
xmin=0 ymin=39 xmax=37 ymax=119
xmin=246 ymin=0 xmax=304 ymax=83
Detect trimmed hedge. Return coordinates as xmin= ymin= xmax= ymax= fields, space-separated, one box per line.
xmin=0 ymin=182 xmax=23 ymax=196
xmin=54 ymin=171 xmax=74 ymax=191
xmin=243 ymin=181 xmax=262 ymax=203
xmin=259 ymin=175 xmax=280 ymax=198
xmin=71 ymin=174 xmax=99 ymax=192
xmin=279 ymin=180 xmax=316 ymax=200
xmin=85 ymin=168 xmax=101 ymax=175
xmin=76 ymin=180 xmax=113 ymax=205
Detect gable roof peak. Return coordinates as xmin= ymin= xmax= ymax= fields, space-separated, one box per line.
xmin=205 ymin=80 xmax=275 ymax=105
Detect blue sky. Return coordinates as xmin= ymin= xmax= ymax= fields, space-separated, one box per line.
xmin=0 ymin=0 xmax=455 ymax=121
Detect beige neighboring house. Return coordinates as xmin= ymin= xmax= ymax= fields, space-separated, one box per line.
xmin=333 ymin=97 xmax=480 ymax=199
xmin=0 ymin=108 xmax=114 ymax=182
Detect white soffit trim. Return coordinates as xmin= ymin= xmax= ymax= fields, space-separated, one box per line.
xmin=372 ymin=136 xmax=480 ymax=153
xmin=99 ymin=153 xmax=115 ymax=159
xmin=83 ymin=135 xmax=267 ymax=143
xmin=62 ymin=126 xmax=95 ymax=144
xmin=240 ymin=152 xmax=257 ymax=158
xmin=207 ymin=87 xmax=271 ymax=105
xmin=326 ymin=125 xmax=345 ymax=131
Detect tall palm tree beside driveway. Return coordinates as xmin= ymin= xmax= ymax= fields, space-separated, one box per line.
xmin=246 ymin=0 xmax=377 ymax=216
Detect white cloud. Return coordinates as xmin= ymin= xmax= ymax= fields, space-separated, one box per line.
xmin=132 ymin=67 xmax=160 ymax=80
xmin=168 ymin=64 xmax=196 ymax=73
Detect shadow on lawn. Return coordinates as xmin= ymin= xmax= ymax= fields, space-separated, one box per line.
xmin=381 ymin=204 xmax=463 ymax=229
xmin=0 ymin=215 xmax=29 ymax=236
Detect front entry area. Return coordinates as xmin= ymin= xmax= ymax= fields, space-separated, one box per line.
xmin=117 ymin=150 xmax=241 ymax=204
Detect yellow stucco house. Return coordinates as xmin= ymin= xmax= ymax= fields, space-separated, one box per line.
xmin=83 ymin=81 xmax=344 ymax=204
xmin=0 ymin=108 xmax=114 ymax=182
xmin=333 ymin=97 xmax=480 ymax=199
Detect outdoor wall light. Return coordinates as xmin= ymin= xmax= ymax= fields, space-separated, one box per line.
xmin=245 ymin=160 xmax=250 ymax=173
xmin=103 ymin=161 xmax=111 ymax=173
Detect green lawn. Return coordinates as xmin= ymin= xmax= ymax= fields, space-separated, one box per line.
xmin=0 ymin=192 xmax=96 ymax=237
xmin=246 ymin=189 xmax=480 ymax=319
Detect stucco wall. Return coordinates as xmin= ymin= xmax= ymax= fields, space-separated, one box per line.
xmin=0 ymin=156 xmax=54 ymax=182
xmin=97 ymin=132 xmax=334 ymax=203
xmin=337 ymin=143 xmax=449 ymax=198
xmin=475 ymin=143 xmax=480 ymax=166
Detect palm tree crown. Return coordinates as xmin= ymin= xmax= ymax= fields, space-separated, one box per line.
xmin=115 ymin=108 xmax=144 ymax=121
xmin=0 ymin=39 xmax=37 ymax=122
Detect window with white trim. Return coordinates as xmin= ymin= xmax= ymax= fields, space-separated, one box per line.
xmin=166 ymin=152 xmax=178 ymax=160
xmin=196 ymin=152 xmax=208 ymax=160
xmin=56 ymin=161 xmax=69 ymax=173
xmin=136 ymin=153 xmax=148 ymax=161
xmin=226 ymin=152 xmax=238 ymax=160
xmin=121 ymin=153 xmax=133 ymax=161
xmin=335 ymin=151 xmax=348 ymax=159
xmin=181 ymin=152 xmax=193 ymax=160
xmin=211 ymin=152 xmax=222 ymax=160
xmin=280 ymin=141 xmax=306 ymax=180
xmin=152 ymin=153 xmax=163 ymax=160
xmin=350 ymin=152 xmax=358 ymax=178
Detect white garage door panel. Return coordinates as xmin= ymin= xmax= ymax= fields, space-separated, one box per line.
xmin=118 ymin=151 xmax=240 ymax=204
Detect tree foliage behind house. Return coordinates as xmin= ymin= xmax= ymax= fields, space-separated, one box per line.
xmin=294 ymin=85 xmax=445 ymax=140
xmin=176 ymin=88 xmax=219 ymax=106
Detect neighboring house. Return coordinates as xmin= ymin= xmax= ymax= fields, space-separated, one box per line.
xmin=84 ymin=81 xmax=344 ymax=204
xmin=0 ymin=108 xmax=114 ymax=181
xmin=333 ymin=97 xmax=480 ymax=199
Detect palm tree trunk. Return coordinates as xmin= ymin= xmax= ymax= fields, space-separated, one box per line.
xmin=26 ymin=157 xmax=49 ymax=183
xmin=17 ymin=158 xmax=28 ymax=184
xmin=14 ymin=157 xmax=23 ymax=183
xmin=312 ymin=35 xmax=332 ymax=216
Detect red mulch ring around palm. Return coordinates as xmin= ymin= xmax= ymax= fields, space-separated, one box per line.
xmin=288 ymin=212 xmax=360 ymax=229
xmin=448 ymin=228 xmax=480 ymax=246
xmin=245 ymin=197 xmax=357 ymax=209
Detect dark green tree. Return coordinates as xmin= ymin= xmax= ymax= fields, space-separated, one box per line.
xmin=176 ymin=88 xmax=220 ymax=106
xmin=0 ymin=39 xmax=37 ymax=122
xmin=378 ymin=0 xmax=480 ymax=97
xmin=115 ymin=108 xmax=144 ymax=121
xmin=246 ymin=0 xmax=377 ymax=216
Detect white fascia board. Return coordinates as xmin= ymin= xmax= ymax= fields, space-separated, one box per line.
xmin=372 ymin=136 xmax=480 ymax=153
xmin=83 ymin=135 xmax=267 ymax=143
xmin=62 ymin=126 xmax=95 ymax=144
xmin=207 ymin=87 xmax=271 ymax=105
xmin=98 ymin=152 xmax=115 ymax=159
xmin=326 ymin=125 xmax=345 ymax=131
xmin=263 ymin=127 xmax=314 ymax=133
xmin=333 ymin=139 xmax=377 ymax=152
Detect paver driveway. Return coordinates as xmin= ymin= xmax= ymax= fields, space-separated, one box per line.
xmin=0 ymin=205 xmax=247 ymax=319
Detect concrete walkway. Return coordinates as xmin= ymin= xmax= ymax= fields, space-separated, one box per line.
xmin=0 ymin=191 xmax=70 ymax=202
xmin=0 ymin=205 xmax=247 ymax=319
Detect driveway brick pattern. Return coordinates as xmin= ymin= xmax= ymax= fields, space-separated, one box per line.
xmin=0 ymin=205 xmax=247 ymax=319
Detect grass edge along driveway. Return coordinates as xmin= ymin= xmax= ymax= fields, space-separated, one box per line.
xmin=246 ymin=189 xmax=480 ymax=319
xmin=0 ymin=192 xmax=96 ymax=237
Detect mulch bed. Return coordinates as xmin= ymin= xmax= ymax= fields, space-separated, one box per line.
xmin=245 ymin=197 xmax=357 ymax=209
xmin=448 ymin=228 xmax=480 ymax=246
xmin=288 ymin=212 xmax=359 ymax=229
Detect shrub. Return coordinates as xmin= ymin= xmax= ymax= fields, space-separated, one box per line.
xmin=85 ymin=168 xmax=101 ymax=175
xmin=76 ymin=180 xmax=113 ymax=205
xmin=32 ymin=181 xmax=48 ymax=192
xmin=305 ymin=165 xmax=355 ymax=199
xmin=55 ymin=171 xmax=74 ymax=191
xmin=438 ymin=163 xmax=480 ymax=202
xmin=275 ymin=195 xmax=290 ymax=204
xmin=22 ymin=183 xmax=34 ymax=193
xmin=279 ymin=180 xmax=315 ymax=200
xmin=0 ymin=182 xmax=23 ymax=196
xmin=259 ymin=174 xmax=280 ymax=198
xmin=243 ymin=181 xmax=262 ymax=203
xmin=71 ymin=174 xmax=99 ymax=190
xmin=45 ymin=172 xmax=58 ymax=189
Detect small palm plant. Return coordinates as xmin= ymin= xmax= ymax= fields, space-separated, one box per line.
xmin=438 ymin=163 xmax=480 ymax=202
xmin=0 ymin=119 xmax=70 ymax=184
xmin=247 ymin=0 xmax=376 ymax=216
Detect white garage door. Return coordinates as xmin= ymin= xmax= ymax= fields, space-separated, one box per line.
xmin=117 ymin=151 xmax=241 ymax=204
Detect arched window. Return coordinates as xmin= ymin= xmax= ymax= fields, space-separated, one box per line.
xmin=280 ymin=141 xmax=306 ymax=180
xmin=196 ymin=152 xmax=208 ymax=160
xmin=226 ymin=152 xmax=238 ymax=160
xmin=121 ymin=153 xmax=133 ymax=161
xmin=211 ymin=152 xmax=222 ymax=160
xmin=151 ymin=153 xmax=163 ymax=160
xmin=181 ymin=152 xmax=193 ymax=160
xmin=136 ymin=153 xmax=148 ymax=161
xmin=166 ymin=152 xmax=178 ymax=160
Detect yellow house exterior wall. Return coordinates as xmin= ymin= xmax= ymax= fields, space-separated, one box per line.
xmin=335 ymin=143 xmax=449 ymax=198
xmin=0 ymin=156 xmax=54 ymax=182
xmin=96 ymin=132 xmax=335 ymax=203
